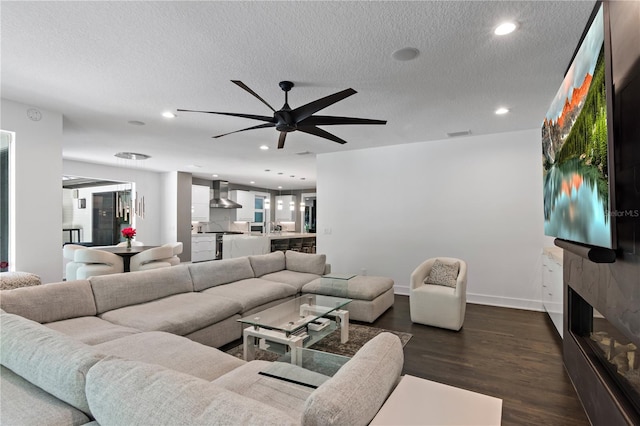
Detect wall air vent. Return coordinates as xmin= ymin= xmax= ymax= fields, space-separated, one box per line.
xmin=446 ymin=130 xmax=472 ymax=138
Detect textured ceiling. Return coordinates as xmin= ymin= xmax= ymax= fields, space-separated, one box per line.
xmin=1 ymin=1 xmax=595 ymax=189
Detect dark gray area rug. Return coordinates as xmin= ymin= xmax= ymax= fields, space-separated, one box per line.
xmin=226 ymin=323 xmax=412 ymax=361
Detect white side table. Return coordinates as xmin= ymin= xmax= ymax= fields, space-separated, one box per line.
xmin=371 ymin=375 xmax=502 ymax=425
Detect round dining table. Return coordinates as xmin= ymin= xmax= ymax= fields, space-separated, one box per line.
xmin=98 ymin=246 xmax=158 ymax=272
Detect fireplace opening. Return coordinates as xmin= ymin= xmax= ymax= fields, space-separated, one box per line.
xmin=569 ymin=288 xmax=640 ymax=415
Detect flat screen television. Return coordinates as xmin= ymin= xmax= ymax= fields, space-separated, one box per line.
xmin=542 ymin=2 xmax=615 ymax=249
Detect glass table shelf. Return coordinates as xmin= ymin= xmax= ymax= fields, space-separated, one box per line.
xmin=259 ymin=347 xmax=351 ymax=388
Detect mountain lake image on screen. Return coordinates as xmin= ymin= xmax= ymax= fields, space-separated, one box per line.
xmin=541 ymin=5 xmax=612 ymax=248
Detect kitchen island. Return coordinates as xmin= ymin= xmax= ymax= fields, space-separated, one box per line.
xmin=223 ymin=232 xmax=316 ymax=259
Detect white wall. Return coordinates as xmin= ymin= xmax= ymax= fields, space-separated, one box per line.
xmin=1 ymin=99 xmax=63 ymax=283
xmin=63 ymin=160 xmax=163 ymax=246
xmin=317 ymin=128 xmax=546 ymax=311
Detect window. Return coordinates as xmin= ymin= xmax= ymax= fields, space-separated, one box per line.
xmin=1 ymin=131 xmax=12 ymax=271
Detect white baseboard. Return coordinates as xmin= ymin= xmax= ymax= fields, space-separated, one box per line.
xmin=466 ymin=293 xmax=544 ymax=312
xmin=394 ymin=285 xmax=410 ymax=296
xmin=392 ymin=285 xmax=544 ymax=312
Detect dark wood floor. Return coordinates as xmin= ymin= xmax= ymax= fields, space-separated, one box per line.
xmin=369 ymin=295 xmax=589 ymax=425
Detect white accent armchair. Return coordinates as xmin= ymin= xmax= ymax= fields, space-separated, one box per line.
xmin=74 ymin=249 xmax=124 ymax=280
xmin=409 ymin=257 xmax=467 ymax=331
xmin=130 ymin=246 xmax=175 ymax=272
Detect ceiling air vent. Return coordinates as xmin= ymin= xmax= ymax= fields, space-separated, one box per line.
xmin=446 ymin=130 xmax=472 ymax=138
xmin=296 ymin=151 xmax=315 ymax=156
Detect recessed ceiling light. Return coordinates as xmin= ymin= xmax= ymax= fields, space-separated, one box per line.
xmin=277 ymin=172 xmax=283 ymax=175
xmin=264 ymin=169 xmax=271 ymax=172
xmin=187 ymin=164 xmax=202 ymax=169
xmin=260 ymin=145 xmax=269 ymax=150
xmin=494 ymin=22 xmax=517 ymax=36
xmin=300 ymin=178 xmax=306 ymax=180
xmin=278 ymin=186 xmax=283 ymax=189
xmin=250 ymin=181 xmax=255 ymax=184
xmin=392 ymin=47 xmax=420 ymax=61
xmin=114 ymin=152 xmax=151 ymax=160
xmin=495 ymin=107 xmax=510 ymax=115
xmin=162 ymin=112 xmax=176 ymax=118
xmin=212 ymin=174 xmax=219 ymax=178
xmin=290 ymin=175 xmax=295 ymax=178
xmin=127 ymin=120 xmax=145 ymax=126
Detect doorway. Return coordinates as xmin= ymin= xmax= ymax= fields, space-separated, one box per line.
xmin=92 ymin=192 xmax=129 ymax=246
xmin=62 ymin=176 xmax=131 ymax=245
xmin=300 ymin=192 xmax=317 ymax=233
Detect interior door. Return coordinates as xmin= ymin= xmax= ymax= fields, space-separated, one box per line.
xmin=92 ymin=192 xmax=119 ymax=246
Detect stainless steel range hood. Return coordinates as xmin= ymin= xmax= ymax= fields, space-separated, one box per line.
xmin=210 ymin=180 xmax=242 ymax=209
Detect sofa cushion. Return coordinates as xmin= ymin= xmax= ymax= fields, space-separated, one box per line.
xmin=201 ymin=278 xmax=297 ymax=313
xmin=1 ymin=366 xmax=91 ymax=426
xmin=94 ymin=331 xmax=245 ymax=381
xmin=0 ymin=311 xmax=105 ymax=414
xmin=0 ymin=280 xmax=97 ymax=323
xmin=249 ymin=251 xmax=286 ymax=277
xmin=302 ymin=332 xmax=403 ymax=426
xmin=302 ymin=275 xmax=394 ymax=301
xmin=261 ymin=270 xmax=322 ymax=292
xmin=89 ymin=265 xmax=194 ymax=314
xmin=188 ymin=257 xmax=255 ymax=291
xmin=99 ymin=292 xmax=242 ymax=336
xmin=45 ymin=316 xmax=141 ymax=345
xmin=85 ymin=358 xmax=298 ymax=425
xmin=286 ymin=250 xmax=326 ymax=275
xmin=213 ymin=360 xmax=318 ymax=420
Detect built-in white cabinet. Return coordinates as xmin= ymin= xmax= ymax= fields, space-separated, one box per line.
xmin=191 ymin=185 xmax=210 ymax=222
xmin=275 ymin=195 xmax=297 ymax=222
xmin=542 ymin=248 xmax=563 ymax=338
xmin=230 ymin=190 xmax=254 ymax=222
xmin=191 ymin=235 xmax=216 ymax=262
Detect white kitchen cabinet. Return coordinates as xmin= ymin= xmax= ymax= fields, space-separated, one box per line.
xmin=541 ymin=248 xmax=563 ymax=338
xmin=230 ymin=190 xmax=254 ymax=222
xmin=275 ymin=195 xmax=297 ymax=222
xmin=191 ymin=235 xmax=216 ymax=262
xmin=191 ymin=185 xmax=210 ymax=222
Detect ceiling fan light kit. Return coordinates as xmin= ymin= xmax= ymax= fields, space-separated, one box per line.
xmin=178 ymin=80 xmax=386 ymax=149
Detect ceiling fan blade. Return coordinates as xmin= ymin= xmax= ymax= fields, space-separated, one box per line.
xmin=291 ymin=88 xmax=357 ymax=123
xmin=213 ymin=122 xmax=275 ymax=139
xmin=277 ymin=132 xmax=287 ymax=149
xmin=177 ymin=109 xmax=274 ymax=123
xmin=297 ymin=126 xmax=347 ymax=145
xmin=231 ymin=80 xmax=276 ymax=112
xmin=298 ymin=115 xmax=387 ymax=126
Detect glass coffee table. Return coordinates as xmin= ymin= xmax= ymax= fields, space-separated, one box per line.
xmin=238 ymin=294 xmax=351 ymax=364
xmin=317 ymin=273 xmax=357 ymax=297
xmin=259 ymin=347 xmax=351 ymax=388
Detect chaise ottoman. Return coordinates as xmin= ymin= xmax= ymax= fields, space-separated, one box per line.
xmin=301 ymin=275 xmax=394 ymax=323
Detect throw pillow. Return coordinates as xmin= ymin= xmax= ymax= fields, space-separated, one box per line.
xmin=424 ymin=259 xmax=459 ymax=288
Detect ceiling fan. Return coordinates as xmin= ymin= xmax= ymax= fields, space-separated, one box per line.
xmin=177 ymin=80 xmax=387 ymax=149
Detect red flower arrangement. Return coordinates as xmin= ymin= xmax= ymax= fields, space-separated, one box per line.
xmin=121 ymin=227 xmax=136 ymax=248
xmin=122 ymin=227 xmax=136 ymax=239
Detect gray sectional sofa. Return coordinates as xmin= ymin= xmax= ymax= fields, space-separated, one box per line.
xmin=0 ymin=250 xmax=400 ymax=425
xmin=1 ymin=310 xmax=404 ymax=425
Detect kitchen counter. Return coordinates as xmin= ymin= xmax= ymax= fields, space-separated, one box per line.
xmin=219 ymin=232 xmax=317 ymax=259
xmin=222 ymin=234 xmax=269 ymax=259
xmin=266 ymin=232 xmax=316 ymax=240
